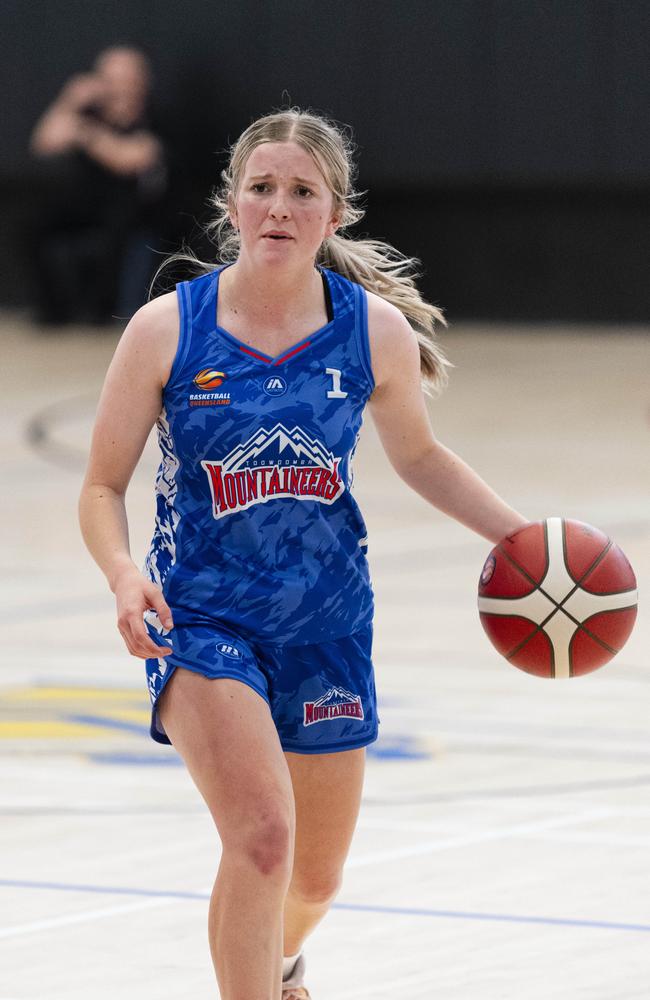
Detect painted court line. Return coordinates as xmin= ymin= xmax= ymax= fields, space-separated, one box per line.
xmin=0 ymin=896 xmax=168 ymax=940
xmin=529 ymin=831 xmax=650 ymax=849
xmin=0 ymin=878 xmax=207 ymax=901
xmin=333 ymin=902 xmax=650 ymax=934
xmin=346 ymin=808 xmax=615 ymax=868
xmin=1 ymin=878 xmax=649 ymax=936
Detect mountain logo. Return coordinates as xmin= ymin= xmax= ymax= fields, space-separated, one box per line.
xmin=201 ymin=423 xmax=345 ymax=519
xmin=303 ymin=686 xmax=364 ymax=726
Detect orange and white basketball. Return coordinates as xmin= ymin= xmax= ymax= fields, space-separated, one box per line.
xmin=478 ymin=518 xmax=638 ymax=678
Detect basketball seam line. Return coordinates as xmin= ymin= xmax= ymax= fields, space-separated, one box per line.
xmin=497 ymin=531 xmax=620 ymax=674
xmin=568 ymin=605 xmax=637 ymax=657
xmin=496 ymin=533 xmax=616 ymax=617
xmin=499 ymin=602 xmax=635 ymax=669
xmin=559 ymin=537 xmax=615 ymax=674
xmin=495 ymin=540 xmax=559 ymax=611
xmin=559 ymin=536 xmax=613 ymax=614
xmin=496 ymin=533 xmax=558 ymax=672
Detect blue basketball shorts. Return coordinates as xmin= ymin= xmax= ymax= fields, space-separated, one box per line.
xmin=143 ymin=613 xmax=379 ymax=754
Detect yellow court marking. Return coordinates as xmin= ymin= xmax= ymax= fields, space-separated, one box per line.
xmin=0 ymin=721 xmax=119 ymax=740
xmin=0 ymin=685 xmax=151 ymax=741
xmin=1 ymin=686 xmax=148 ymax=704
xmin=107 ymin=708 xmax=151 ymax=724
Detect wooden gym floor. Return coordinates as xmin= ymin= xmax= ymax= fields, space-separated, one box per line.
xmin=1 ymin=312 xmax=648 ymax=999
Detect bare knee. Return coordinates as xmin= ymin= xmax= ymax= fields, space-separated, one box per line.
xmin=289 ymin=867 xmax=342 ymax=906
xmin=227 ymin=808 xmax=294 ymax=879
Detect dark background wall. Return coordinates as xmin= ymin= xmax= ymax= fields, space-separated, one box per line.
xmin=3 ymin=0 xmax=650 ymax=320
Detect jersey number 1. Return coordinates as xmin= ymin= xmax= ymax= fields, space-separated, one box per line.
xmin=326 ymin=368 xmax=348 ymax=399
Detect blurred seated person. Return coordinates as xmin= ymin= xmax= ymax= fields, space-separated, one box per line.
xmin=29 ymin=46 xmax=167 ymax=325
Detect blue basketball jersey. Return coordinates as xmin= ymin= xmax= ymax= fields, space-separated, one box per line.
xmin=143 ymin=265 xmax=375 ymax=646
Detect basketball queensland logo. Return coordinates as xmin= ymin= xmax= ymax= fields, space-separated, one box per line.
xmin=201 ymin=423 xmax=345 ymax=520
xmin=189 ymin=368 xmax=231 ymax=407
xmin=303 ymin=686 xmax=364 ymax=727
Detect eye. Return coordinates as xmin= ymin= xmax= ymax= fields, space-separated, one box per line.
xmin=251 ymin=182 xmax=269 ymax=193
xmin=296 ymin=185 xmax=313 ymax=198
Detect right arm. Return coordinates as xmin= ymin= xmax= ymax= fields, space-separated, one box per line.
xmin=78 ymin=292 xmax=179 ymax=658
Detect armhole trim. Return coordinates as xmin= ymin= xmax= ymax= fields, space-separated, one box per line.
xmin=166 ymin=282 xmax=193 ymax=387
xmin=353 ymin=283 xmax=375 ymax=391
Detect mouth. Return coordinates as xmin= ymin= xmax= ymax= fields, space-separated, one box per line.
xmin=263 ymin=233 xmax=293 ymax=240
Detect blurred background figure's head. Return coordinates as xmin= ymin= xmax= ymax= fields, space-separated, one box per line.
xmin=93 ymin=46 xmax=153 ymax=128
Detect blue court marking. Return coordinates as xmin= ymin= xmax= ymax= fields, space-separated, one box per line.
xmin=89 ymin=752 xmax=182 ymax=766
xmin=65 ymin=714 xmax=149 ymax=736
xmin=367 ymin=736 xmax=430 ymax=760
xmin=1 ymin=878 xmax=649 ymax=933
xmin=81 ymin=734 xmax=428 ymax=766
xmin=0 ymin=878 xmax=205 ymax=900
xmin=332 ymin=902 xmax=650 ymax=933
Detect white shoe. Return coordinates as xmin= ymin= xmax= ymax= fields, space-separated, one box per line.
xmin=282 ymin=954 xmax=312 ymax=999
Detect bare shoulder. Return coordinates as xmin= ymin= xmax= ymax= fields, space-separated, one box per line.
xmin=116 ymin=291 xmax=180 ymax=387
xmin=365 ymin=290 xmax=420 ymax=389
xmin=125 ymin=291 xmax=179 ymax=343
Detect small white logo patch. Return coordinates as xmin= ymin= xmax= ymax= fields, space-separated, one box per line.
xmin=263 ymin=375 xmax=287 ymax=396
xmin=217 ymin=643 xmax=241 ymax=659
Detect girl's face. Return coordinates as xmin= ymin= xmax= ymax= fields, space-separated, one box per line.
xmin=231 ymin=141 xmax=339 ymax=266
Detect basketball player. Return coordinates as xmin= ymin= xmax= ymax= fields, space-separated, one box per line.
xmin=79 ymin=109 xmax=527 ymax=1000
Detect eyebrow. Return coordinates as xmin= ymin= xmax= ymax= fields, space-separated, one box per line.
xmin=249 ymin=173 xmax=321 ymax=186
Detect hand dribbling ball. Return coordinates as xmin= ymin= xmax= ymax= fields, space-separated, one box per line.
xmin=478 ymin=518 xmax=638 ymax=678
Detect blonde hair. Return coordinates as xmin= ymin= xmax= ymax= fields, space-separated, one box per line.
xmin=161 ymin=108 xmax=450 ymax=392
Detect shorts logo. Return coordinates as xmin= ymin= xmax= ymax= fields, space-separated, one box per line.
xmin=190 ymin=368 xmax=231 ymax=407
xmin=263 ymin=375 xmax=287 ymax=396
xmin=217 ymin=642 xmax=241 ymax=659
xmin=201 ymin=423 xmax=345 ymax=520
xmin=303 ymin=686 xmax=364 ymax=726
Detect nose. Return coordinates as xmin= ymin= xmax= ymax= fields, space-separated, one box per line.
xmin=269 ymin=189 xmax=291 ymax=220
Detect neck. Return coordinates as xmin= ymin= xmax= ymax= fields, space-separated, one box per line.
xmin=223 ymin=257 xmax=321 ymax=324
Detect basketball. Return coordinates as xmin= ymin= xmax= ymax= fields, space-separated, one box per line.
xmin=478 ymin=518 xmax=638 ymax=678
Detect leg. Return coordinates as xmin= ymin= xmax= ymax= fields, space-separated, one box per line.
xmin=159 ymin=670 xmax=295 ymax=1000
xmin=282 ymin=748 xmax=365 ymax=957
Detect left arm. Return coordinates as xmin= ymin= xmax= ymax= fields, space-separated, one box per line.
xmin=366 ymin=294 xmax=527 ymax=544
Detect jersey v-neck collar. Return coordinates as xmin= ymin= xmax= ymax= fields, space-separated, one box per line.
xmin=212 ymin=264 xmax=336 ymax=367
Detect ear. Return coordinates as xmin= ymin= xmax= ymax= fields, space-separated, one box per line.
xmin=324 ymin=213 xmax=340 ymax=239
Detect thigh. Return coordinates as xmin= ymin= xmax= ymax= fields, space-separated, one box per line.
xmin=144 ymin=615 xmax=270 ymax=745
xmin=263 ymin=624 xmax=379 ymax=754
xmin=159 ymin=669 xmax=294 ymax=843
xmin=286 ymin=748 xmax=366 ymax=872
